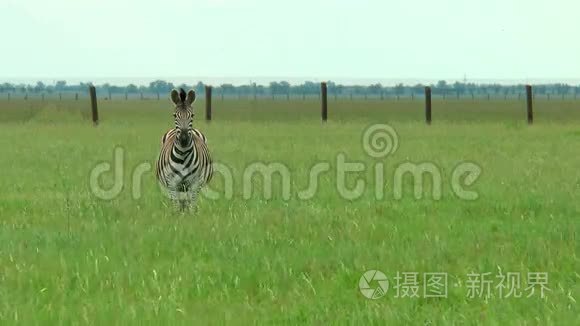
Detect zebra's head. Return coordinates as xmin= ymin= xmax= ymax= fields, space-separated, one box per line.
xmin=170 ymin=88 xmax=196 ymax=146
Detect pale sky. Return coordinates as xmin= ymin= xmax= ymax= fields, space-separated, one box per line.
xmin=1 ymin=0 xmax=579 ymax=85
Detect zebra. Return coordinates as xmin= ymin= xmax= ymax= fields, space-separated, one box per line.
xmin=156 ymin=88 xmax=213 ymax=211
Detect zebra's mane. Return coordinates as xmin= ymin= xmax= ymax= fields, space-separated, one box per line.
xmin=179 ymin=88 xmax=187 ymax=102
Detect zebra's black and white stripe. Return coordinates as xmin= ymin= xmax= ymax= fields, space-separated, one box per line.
xmin=156 ymin=88 xmax=213 ymax=210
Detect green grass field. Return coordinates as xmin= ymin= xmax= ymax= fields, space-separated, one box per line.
xmin=0 ymin=98 xmax=579 ymax=325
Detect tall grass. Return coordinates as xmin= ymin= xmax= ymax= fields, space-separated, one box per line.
xmin=0 ymin=99 xmax=578 ymax=324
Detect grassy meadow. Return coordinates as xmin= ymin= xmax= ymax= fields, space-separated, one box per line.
xmin=0 ymin=97 xmax=579 ymax=324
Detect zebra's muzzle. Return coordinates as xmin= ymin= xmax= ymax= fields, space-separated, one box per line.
xmin=178 ymin=130 xmax=190 ymax=147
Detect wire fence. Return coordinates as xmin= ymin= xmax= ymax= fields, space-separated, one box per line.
xmin=1 ymin=90 xmax=579 ymax=102
xmin=1 ymin=84 xmax=579 ymax=125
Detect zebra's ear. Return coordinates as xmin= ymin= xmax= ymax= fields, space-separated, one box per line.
xmin=186 ymin=90 xmax=196 ymax=106
xmin=170 ymin=89 xmax=181 ymax=105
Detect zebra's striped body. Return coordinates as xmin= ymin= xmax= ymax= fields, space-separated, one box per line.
xmin=156 ymin=88 xmax=213 ymax=210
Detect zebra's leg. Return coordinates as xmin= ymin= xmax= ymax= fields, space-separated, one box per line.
xmin=178 ymin=198 xmax=188 ymax=212
xmin=165 ymin=189 xmax=183 ymax=211
xmin=177 ymin=190 xmax=189 ymax=212
xmin=188 ymin=186 xmax=201 ymax=213
xmin=177 ymin=183 xmax=192 ymax=212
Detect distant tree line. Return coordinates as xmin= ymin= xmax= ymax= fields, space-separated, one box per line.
xmin=1 ymin=80 xmax=579 ymax=98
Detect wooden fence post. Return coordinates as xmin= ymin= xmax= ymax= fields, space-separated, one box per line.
xmin=157 ymin=92 xmax=160 ymax=101
xmin=24 ymin=93 xmax=28 ymax=100
xmin=75 ymin=93 xmax=79 ymax=101
xmin=425 ymin=86 xmax=432 ymax=125
xmin=125 ymin=93 xmax=128 ymax=100
xmin=526 ymin=85 xmax=533 ymax=125
xmin=89 ymin=85 xmax=99 ymax=126
xmin=321 ymin=82 xmax=328 ymax=122
xmin=205 ymin=85 xmax=212 ymax=122
xmin=59 ymin=93 xmax=62 ymax=101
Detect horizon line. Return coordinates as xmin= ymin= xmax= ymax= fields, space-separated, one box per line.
xmin=3 ymin=76 xmax=580 ymax=87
